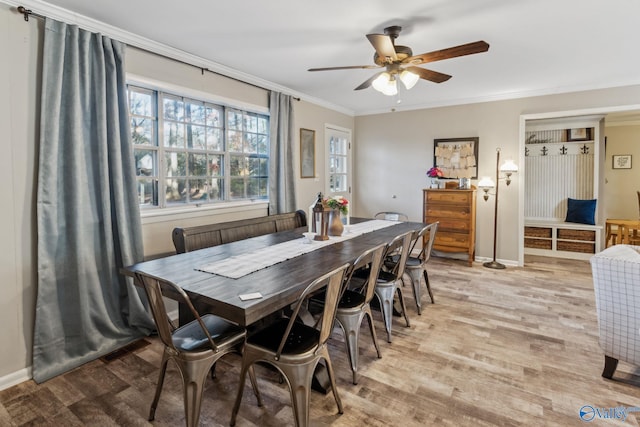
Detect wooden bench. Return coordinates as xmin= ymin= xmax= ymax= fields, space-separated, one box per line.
xmin=172 ymin=210 xmax=307 ymax=254
xmin=524 ymin=219 xmax=603 ymax=260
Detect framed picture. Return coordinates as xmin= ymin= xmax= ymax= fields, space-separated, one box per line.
xmin=566 ymin=128 xmax=592 ymax=142
xmin=612 ymin=154 xmax=632 ymax=169
xmin=300 ymin=128 xmax=315 ymax=178
xmin=433 ymin=137 xmax=479 ymax=179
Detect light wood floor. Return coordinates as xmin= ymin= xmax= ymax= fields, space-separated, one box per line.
xmin=1 ymin=255 xmax=639 ymax=426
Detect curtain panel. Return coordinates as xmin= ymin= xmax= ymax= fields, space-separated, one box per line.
xmin=268 ymin=91 xmax=296 ymax=214
xmin=33 ymin=19 xmax=153 ymax=383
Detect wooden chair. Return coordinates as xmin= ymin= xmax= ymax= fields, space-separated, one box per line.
xmin=136 ymin=272 xmax=262 ymax=427
xmin=230 ymin=263 xmax=350 ymax=427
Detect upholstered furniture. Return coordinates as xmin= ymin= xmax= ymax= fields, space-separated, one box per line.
xmin=590 ymin=244 xmax=640 ymax=379
xmin=172 ymin=210 xmax=306 ymax=254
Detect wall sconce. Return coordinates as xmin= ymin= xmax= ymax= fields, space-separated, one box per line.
xmin=478 ymin=148 xmax=518 ymax=269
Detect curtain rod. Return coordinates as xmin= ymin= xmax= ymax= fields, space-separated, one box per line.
xmin=15 ymin=5 xmax=300 ymax=101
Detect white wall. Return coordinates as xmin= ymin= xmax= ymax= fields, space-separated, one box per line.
xmin=603 ymin=123 xmax=640 ymax=219
xmin=354 ymin=88 xmax=640 ymax=265
xmin=4 ymin=0 xmax=640 ymax=389
xmin=0 ymin=3 xmax=354 ymax=387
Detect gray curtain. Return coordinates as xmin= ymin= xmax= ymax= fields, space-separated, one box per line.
xmin=269 ymin=91 xmax=297 ymax=213
xmin=33 ymin=18 xmax=154 ymax=383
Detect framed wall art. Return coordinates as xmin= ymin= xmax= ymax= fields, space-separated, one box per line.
xmin=566 ymin=128 xmax=593 ymax=142
xmin=433 ymin=137 xmax=479 ymax=179
xmin=612 ymin=154 xmax=632 ymax=169
xmin=300 ymin=128 xmax=316 ymax=178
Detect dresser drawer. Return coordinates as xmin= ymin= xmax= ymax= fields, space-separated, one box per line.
xmin=427 ymin=217 xmax=470 ymax=232
xmin=435 ymin=231 xmax=470 ymax=249
xmin=426 ymin=191 xmax=471 ymax=204
xmin=425 ymin=206 xmax=471 ymax=220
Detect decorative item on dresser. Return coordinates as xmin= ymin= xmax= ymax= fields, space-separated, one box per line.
xmin=423 ymin=188 xmax=476 ymax=266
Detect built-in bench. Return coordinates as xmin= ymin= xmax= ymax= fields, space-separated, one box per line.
xmin=172 ymin=210 xmax=307 ymax=254
xmin=524 ymin=219 xmax=603 ymax=260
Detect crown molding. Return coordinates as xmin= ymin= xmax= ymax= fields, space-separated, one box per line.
xmin=1 ymin=0 xmax=355 ymax=117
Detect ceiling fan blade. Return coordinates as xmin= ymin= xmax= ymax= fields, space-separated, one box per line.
xmin=308 ymin=65 xmax=381 ymax=72
xmin=366 ymin=34 xmax=398 ymax=63
xmin=354 ymin=72 xmax=384 ymax=90
xmin=404 ymin=40 xmax=489 ymax=65
xmin=406 ymin=66 xmax=452 ymax=83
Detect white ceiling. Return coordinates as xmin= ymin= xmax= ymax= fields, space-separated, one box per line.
xmin=9 ymin=0 xmax=640 ymax=116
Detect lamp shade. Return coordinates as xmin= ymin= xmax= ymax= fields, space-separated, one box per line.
xmin=399 ymin=70 xmax=419 ymax=90
xmin=477 ymin=176 xmax=495 ymax=188
xmin=372 ymin=72 xmax=391 ymax=92
xmin=500 ymin=159 xmax=518 ymax=173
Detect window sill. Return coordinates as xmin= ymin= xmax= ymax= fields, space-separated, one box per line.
xmin=140 ymin=200 xmax=269 ymax=225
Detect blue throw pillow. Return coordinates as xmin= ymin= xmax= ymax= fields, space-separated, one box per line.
xmin=565 ymin=198 xmax=596 ymax=225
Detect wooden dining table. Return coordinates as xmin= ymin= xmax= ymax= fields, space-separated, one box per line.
xmin=121 ymin=218 xmax=425 ymax=328
xmin=605 ymin=218 xmax=640 ymax=247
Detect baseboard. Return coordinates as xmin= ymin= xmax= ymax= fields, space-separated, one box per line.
xmin=0 ymin=367 xmax=32 ymax=391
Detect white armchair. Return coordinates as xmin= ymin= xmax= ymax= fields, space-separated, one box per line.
xmin=590 ymin=244 xmax=640 ymax=379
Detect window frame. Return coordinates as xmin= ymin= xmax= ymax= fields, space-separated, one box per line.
xmin=126 ymin=76 xmax=270 ymax=212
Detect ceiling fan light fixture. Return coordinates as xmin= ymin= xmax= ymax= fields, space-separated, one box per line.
xmin=400 ymin=70 xmax=419 ymax=90
xmin=372 ymin=72 xmax=391 ymax=92
xmin=372 ymin=72 xmax=398 ymax=96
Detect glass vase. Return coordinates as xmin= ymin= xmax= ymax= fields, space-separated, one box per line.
xmin=328 ymin=209 xmax=344 ymax=237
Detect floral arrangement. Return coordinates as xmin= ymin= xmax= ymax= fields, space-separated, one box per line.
xmin=324 ymin=195 xmax=349 ymax=215
xmin=427 ymin=166 xmax=444 ymax=178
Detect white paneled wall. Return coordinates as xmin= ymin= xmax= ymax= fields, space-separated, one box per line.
xmin=525 ymin=153 xmax=594 ymax=219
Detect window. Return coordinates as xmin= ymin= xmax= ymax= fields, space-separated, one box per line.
xmin=127 ymin=85 xmax=269 ymax=209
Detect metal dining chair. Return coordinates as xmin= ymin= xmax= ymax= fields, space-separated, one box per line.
xmin=334 ymin=244 xmax=386 ymax=384
xmin=374 ymin=231 xmax=413 ymax=343
xmin=230 ymin=263 xmax=350 ymax=427
xmin=136 ymin=272 xmax=262 ymax=427
xmin=374 ymin=211 xmax=409 ymax=221
xmin=391 ymin=222 xmax=439 ymax=314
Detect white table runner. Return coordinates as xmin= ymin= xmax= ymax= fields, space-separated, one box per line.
xmin=197 ymin=219 xmax=398 ymax=279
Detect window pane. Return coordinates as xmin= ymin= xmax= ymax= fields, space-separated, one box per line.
xmin=257 ymin=134 xmax=268 ymax=155
xmin=188 ymin=179 xmax=208 ymax=201
xmin=247 ymin=157 xmax=268 ymax=177
xmin=257 ymin=116 xmax=268 ymax=134
xmin=164 ymin=121 xmax=185 ymax=147
xmin=206 ymin=127 xmax=223 ymax=151
xmin=228 ymin=110 xmax=242 ymax=130
xmin=129 ymin=90 xmax=153 ymax=116
xmin=229 ymin=178 xmax=246 ymax=199
xmin=188 ymin=153 xmax=208 ymax=176
xmin=131 ymin=118 xmax=153 ymax=146
xmin=245 ymin=133 xmax=258 ymax=154
xmin=163 ymin=97 xmax=184 ymax=121
xmin=228 ymin=130 xmax=243 ymax=152
xmin=206 ymin=106 xmax=222 ymax=127
xmin=244 ymin=114 xmax=257 ymax=132
xmin=209 ymin=155 xmax=223 ymax=176
xmin=135 ymin=150 xmax=155 ymax=176
xmin=246 ymin=177 xmax=268 ymax=198
xmin=165 ymin=151 xmax=187 ymax=176
xmin=186 ymin=101 xmax=206 ymax=124
xmin=230 ymin=155 xmax=244 ymax=177
xmin=165 ymin=178 xmax=187 ymax=204
xmin=136 ymin=178 xmax=156 ymax=206
xmin=207 ymin=178 xmax=224 ymax=201
xmin=187 ymin=124 xmax=206 ymax=150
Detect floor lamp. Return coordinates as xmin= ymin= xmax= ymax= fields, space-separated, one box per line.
xmin=478 ymin=148 xmax=518 ymax=269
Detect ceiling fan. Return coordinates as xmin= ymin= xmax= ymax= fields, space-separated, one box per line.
xmin=308 ymin=26 xmax=489 ymax=96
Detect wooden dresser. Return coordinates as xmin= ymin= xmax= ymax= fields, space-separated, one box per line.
xmin=423 ymin=189 xmax=477 ymax=266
